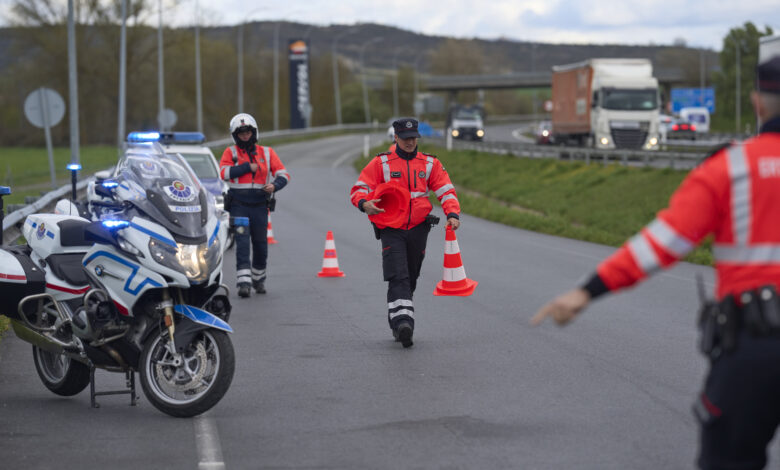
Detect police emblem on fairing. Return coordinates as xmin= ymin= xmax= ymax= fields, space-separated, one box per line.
xmin=418 ymin=171 xmax=426 ymax=178
xmin=36 ymin=222 xmax=46 ymax=240
xmin=140 ymin=160 xmax=159 ymax=174
xmin=164 ymin=180 xmax=196 ymax=202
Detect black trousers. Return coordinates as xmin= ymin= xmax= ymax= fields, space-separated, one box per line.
xmin=380 ymin=223 xmax=431 ymax=331
xmin=695 ymin=331 xmax=780 ymax=469
xmin=230 ymin=201 xmax=268 ymax=287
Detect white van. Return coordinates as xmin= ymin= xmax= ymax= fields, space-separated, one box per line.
xmin=679 ymin=107 xmax=710 ymax=134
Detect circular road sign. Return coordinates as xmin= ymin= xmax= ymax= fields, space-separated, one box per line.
xmin=544 ymin=100 xmax=554 ymax=113
xmin=24 ymin=87 xmax=66 ymax=128
xmin=158 ymin=108 xmax=178 ymax=129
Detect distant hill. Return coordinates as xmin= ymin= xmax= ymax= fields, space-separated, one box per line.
xmin=0 ymin=21 xmax=720 ymax=80
xmin=202 ymin=21 xmax=720 ymax=78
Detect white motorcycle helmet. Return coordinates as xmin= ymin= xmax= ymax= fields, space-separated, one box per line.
xmin=229 ymin=113 xmax=259 ymax=145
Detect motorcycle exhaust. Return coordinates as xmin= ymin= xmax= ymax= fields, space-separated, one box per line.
xmin=10 ymin=319 xmax=89 ymax=365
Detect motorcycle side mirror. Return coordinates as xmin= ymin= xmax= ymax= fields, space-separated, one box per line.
xmin=95 ymin=180 xmax=119 ymax=199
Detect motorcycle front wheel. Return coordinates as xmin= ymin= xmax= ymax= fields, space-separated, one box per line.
xmin=139 ymin=329 xmax=235 ymax=418
xmin=32 ymin=346 xmax=91 ymax=396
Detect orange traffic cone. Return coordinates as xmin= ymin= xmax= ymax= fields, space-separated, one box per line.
xmin=434 ymin=226 xmax=477 ymax=296
xmin=317 ymin=231 xmax=345 ymax=277
xmin=267 ymin=212 xmax=278 ymax=245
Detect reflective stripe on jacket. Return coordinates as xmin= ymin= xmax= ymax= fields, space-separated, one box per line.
xmin=219 ymin=144 xmax=290 ymax=189
xmin=596 ymin=132 xmax=780 ymax=299
xmin=350 ymin=150 xmax=460 ymax=229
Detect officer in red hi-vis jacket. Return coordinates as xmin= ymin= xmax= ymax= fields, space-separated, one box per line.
xmin=220 ymin=113 xmax=289 ymax=298
xmin=532 ymin=55 xmax=780 ymax=470
xmin=351 ymin=118 xmax=461 ymax=348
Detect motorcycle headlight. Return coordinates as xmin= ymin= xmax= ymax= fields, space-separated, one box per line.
xmin=149 ymin=238 xmax=222 ymax=284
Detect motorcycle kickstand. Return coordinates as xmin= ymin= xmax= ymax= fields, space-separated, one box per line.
xmin=89 ymin=367 xmax=138 ymax=409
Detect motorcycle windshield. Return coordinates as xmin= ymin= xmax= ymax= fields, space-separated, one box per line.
xmin=114 ymin=143 xmax=211 ymax=242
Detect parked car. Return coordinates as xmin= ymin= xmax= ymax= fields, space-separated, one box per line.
xmin=127 ymin=131 xmax=228 ymax=211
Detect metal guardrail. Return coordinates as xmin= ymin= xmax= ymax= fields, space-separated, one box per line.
xmin=205 ymin=123 xmax=376 ymax=148
xmin=429 ymin=137 xmax=711 ymax=170
xmin=2 ymin=123 xmax=377 ymax=243
xmin=1 ymin=177 xmax=94 ymax=243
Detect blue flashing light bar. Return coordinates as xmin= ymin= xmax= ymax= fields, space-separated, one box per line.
xmin=0 ymin=186 xmax=11 ymax=195
xmin=127 ymin=131 xmax=205 ymax=145
xmin=101 ymin=180 xmax=119 ymax=188
xmin=102 ymin=220 xmax=130 ymax=230
xmin=128 ymin=131 xmax=162 ymax=142
xmin=67 ymin=163 xmax=82 ymax=171
xmin=163 ymin=132 xmax=206 ymax=144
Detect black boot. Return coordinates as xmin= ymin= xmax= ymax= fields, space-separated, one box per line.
xmin=396 ymin=321 xmax=413 ymax=348
xmin=238 ymin=283 xmax=251 ymax=298
xmin=253 ymin=279 xmax=266 ymax=294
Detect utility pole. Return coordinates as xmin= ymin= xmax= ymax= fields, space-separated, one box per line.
xmin=195 ymin=0 xmax=203 ymax=132
xmin=157 ymin=0 xmax=165 ymax=129
xmin=67 ymin=0 xmax=80 ymax=167
xmin=736 ymin=41 xmax=741 ymax=134
xmin=117 ymin=0 xmax=127 ymax=148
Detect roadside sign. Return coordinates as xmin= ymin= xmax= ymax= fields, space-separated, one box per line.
xmin=544 ymin=100 xmax=553 ymax=112
xmin=157 ymin=108 xmax=177 ymax=130
xmin=24 ymin=87 xmax=65 ymax=190
xmin=24 ymin=87 xmax=65 ymax=128
xmin=670 ymin=87 xmax=715 ymax=113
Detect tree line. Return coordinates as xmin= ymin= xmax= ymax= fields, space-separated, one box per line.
xmin=0 ymin=1 xmax=772 ymax=146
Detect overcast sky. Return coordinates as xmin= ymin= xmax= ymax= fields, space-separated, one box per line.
xmin=1 ymin=0 xmax=778 ymax=50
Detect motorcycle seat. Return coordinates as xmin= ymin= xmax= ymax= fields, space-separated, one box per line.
xmin=57 ymin=219 xmax=92 ymax=247
xmin=45 ymin=253 xmax=90 ymax=287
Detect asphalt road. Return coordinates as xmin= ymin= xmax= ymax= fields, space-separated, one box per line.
xmin=2 ymin=132 xmax=778 ymax=469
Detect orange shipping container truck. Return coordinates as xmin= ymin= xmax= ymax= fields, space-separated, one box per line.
xmin=551 ymin=59 xmax=660 ymax=150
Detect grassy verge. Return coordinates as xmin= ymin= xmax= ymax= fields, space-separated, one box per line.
xmin=0 ymin=316 xmax=9 ymax=347
xmin=1 ymin=145 xmax=118 ymax=205
xmin=354 ymin=144 xmax=713 ymax=265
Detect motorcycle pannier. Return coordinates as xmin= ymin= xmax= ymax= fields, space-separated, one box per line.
xmin=0 ymin=246 xmax=46 ymax=321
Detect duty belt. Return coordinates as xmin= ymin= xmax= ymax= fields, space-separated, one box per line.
xmin=699 ymin=284 xmax=780 ymax=359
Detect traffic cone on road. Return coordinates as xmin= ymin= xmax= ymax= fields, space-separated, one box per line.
xmin=267 ymin=212 xmax=278 ymax=245
xmin=317 ymin=231 xmax=345 ymax=277
xmin=434 ymin=226 xmax=478 ymax=296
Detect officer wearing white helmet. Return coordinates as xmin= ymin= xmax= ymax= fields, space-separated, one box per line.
xmin=219 ymin=113 xmax=290 ymax=298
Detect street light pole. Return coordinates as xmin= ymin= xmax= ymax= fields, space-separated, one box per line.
xmin=67 ymin=0 xmax=80 ymax=168
xmin=273 ymin=21 xmax=279 ymax=131
xmin=117 ymin=0 xmax=127 ymax=148
xmin=237 ymin=22 xmax=244 ymax=112
xmin=392 ymin=49 xmax=401 ymax=118
xmin=157 ymin=0 xmax=165 ymax=130
xmin=360 ymin=37 xmax=382 ymax=125
xmin=736 ymin=40 xmax=741 ymax=134
xmin=332 ymin=28 xmax=357 ymax=126
xmin=195 ymin=0 xmax=203 ymax=133
xmin=413 ymin=52 xmax=426 ymax=115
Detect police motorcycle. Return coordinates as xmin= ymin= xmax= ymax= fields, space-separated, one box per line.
xmin=0 ymin=142 xmax=235 ymax=417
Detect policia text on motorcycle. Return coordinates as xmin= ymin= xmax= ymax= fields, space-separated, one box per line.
xmin=532 ymin=55 xmax=780 ymax=470
xmin=350 ymin=118 xmax=461 ymax=348
xmin=220 ymin=113 xmax=290 ymax=298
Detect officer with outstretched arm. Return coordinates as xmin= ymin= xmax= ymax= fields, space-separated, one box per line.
xmin=531 ymin=55 xmax=780 ymax=470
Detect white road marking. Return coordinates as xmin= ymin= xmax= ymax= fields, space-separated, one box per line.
xmin=195 ymin=414 xmax=226 ymax=470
